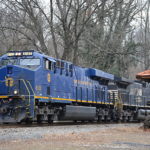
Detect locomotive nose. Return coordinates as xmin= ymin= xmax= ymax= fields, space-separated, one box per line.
xmin=0 ymin=65 xmax=34 ymax=96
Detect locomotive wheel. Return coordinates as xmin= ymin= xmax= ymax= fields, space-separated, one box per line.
xmin=25 ymin=118 xmax=33 ymax=124
xmin=17 ymin=122 xmax=22 ymax=124
xmin=88 ymin=120 xmax=93 ymax=123
xmin=3 ymin=122 xmax=9 ymax=124
xmin=144 ymin=117 xmax=150 ymax=129
xmin=98 ymin=116 xmax=102 ymax=123
xmin=48 ymin=119 xmax=53 ymax=124
xmin=122 ymin=116 xmax=127 ymax=123
xmin=48 ymin=115 xmax=53 ymax=124
xmin=129 ymin=116 xmax=133 ymax=122
xmin=37 ymin=115 xmax=43 ymax=124
xmin=104 ymin=116 xmax=109 ymax=123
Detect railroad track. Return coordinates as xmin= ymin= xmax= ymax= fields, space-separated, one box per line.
xmin=0 ymin=121 xmax=140 ymax=129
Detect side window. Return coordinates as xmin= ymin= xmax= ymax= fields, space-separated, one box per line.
xmin=66 ymin=63 xmax=69 ymax=76
xmin=60 ymin=61 xmax=65 ymax=74
xmin=45 ymin=59 xmax=53 ymax=70
xmin=61 ymin=61 xmax=65 ymax=69
xmin=54 ymin=62 xmax=56 ymax=73
xmin=56 ymin=60 xmax=61 ymax=68
xmin=69 ymin=64 xmax=73 ymax=76
xmin=45 ymin=60 xmax=49 ymax=69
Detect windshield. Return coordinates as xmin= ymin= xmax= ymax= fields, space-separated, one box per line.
xmin=0 ymin=59 xmax=18 ymax=67
xmin=0 ymin=58 xmax=40 ymax=70
xmin=20 ymin=58 xmax=40 ymax=70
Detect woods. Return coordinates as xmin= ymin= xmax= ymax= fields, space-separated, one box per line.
xmin=0 ymin=0 xmax=149 ymax=78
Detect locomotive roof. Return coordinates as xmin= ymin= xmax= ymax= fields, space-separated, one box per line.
xmin=1 ymin=50 xmax=114 ymax=81
xmin=1 ymin=50 xmax=57 ymax=62
xmin=86 ymin=68 xmax=114 ymax=80
xmin=114 ymin=76 xmax=133 ymax=85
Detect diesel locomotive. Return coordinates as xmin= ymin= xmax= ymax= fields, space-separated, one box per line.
xmin=0 ymin=50 xmax=150 ymax=123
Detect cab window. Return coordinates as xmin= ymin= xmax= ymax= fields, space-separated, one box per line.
xmin=0 ymin=58 xmax=18 ymax=67
xmin=45 ymin=59 xmax=53 ymax=70
xmin=56 ymin=61 xmax=61 ymax=68
xmin=20 ymin=58 xmax=40 ymax=70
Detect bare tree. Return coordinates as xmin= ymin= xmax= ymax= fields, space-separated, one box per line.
xmin=82 ymin=0 xmax=147 ymax=77
xmin=0 ymin=0 xmax=49 ymax=54
xmin=143 ymin=0 xmax=150 ymax=70
xmin=0 ymin=0 xmax=149 ymax=79
xmin=54 ymin=0 xmax=100 ymax=64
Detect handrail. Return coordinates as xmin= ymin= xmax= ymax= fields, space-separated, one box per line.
xmin=19 ymin=79 xmax=31 ymax=108
xmin=26 ymin=80 xmax=35 ymax=108
xmin=26 ymin=80 xmax=35 ymax=95
xmin=108 ymin=90 xmax=150 ymax=107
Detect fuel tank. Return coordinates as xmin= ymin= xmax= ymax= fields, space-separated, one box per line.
xmin=137 ymin=109 xmax=150 ymax=120
xmin=59 ymin=105 xmax=96 ymax=121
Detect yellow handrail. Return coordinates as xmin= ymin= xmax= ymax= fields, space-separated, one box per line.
xmin=26 ymin=80 xmax=35 ymax=109
xmin=26 ymin=80 xmax=35 ymax=95
xmin=20 ymin=79 xmax=31 ymax=107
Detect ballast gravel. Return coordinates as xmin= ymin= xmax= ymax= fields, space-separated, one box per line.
xmin=0 ymin=123 xmax=140 ymax=141
xmin=0 ymin=123 xmax=150 ymax=150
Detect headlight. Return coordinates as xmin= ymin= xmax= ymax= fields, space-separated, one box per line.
xmin=14 ymin=89 xmax=18 ymax=95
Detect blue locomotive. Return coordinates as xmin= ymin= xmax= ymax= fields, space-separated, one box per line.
xmin=0 ymin=50 xmax=150 ymax=123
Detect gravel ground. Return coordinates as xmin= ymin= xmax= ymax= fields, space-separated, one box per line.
xmin=0 ymin=123 xmax=150 ymax=150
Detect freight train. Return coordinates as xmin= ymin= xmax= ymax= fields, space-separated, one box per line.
xmin=0 ymin=50 xmax=150 ymax=123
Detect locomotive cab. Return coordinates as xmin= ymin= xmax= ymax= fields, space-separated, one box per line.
xmin=0 ymin=50 xmax=43 ymax=123
xmin=0 ymin=51 xmax=41 ymax=69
